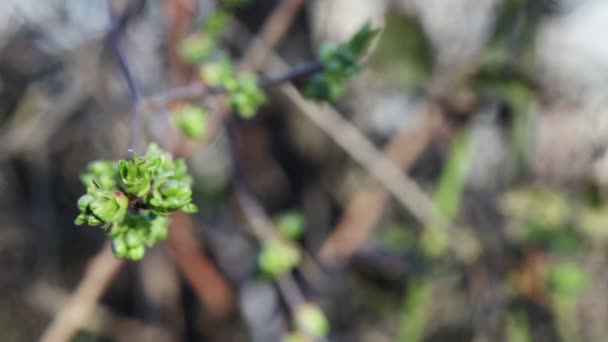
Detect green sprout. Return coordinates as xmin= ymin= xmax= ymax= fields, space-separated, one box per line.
xmin=179 ymin=34 xmax=216 ymax=65
xmin=80 ymin=160 xmax=118 ymax=190
xmin=201 ymin=59 xmax=266 ymax=118
xmin=275 ymin=211 xmax=306 ymax=240
xmin=75 ymin=144 xmax=198 ymax=260
xmin=258 ymin=238 xmax=301 ymax=277
xmin=118 ymin=151 xmax=160 ymax=197
xmin=172 ymin=104 xmax=209 ymax=139
xmin=304 ymin=23 xmax=380 ymax=102
xmin=295 ymin=303 xmax=330 ymax=338
xmin=75 ymin=189 xmax=128 ymax=226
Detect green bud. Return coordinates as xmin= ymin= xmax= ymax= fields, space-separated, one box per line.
xmin=75 ymin=189 xmax=128 ymax=227
xmin=118 ymin=152 xmax=159 ymax=196
xmin=92 ymin=191 xmax=128 ymax=222
xmin=181 ymin=203 xmax=199 ymax=214
xmin=548 ymin=262 xmax=586 ymax=296
xmin=112 ymin=236 xmax=128 ymax=258
xmin=295 ymin=303 xmax=330 ymax=338
xmin=77 ymin=194 xmax=94 ymax=212
xmin=75 ymin=143 xmax=198 ymax=261
xmin=276 ymin=212 xmax=306 ymax=240
xmin=80 ymin=160 xmax=118 ymax=190
xmin=204 ymin=10 xmax=230 ymax=37
xmin=258 ymin=239 xmax=301 ymax=277
xmin=87 ymin=216 xmax=103 ymax=226
xmin=125 ymin=229 xmax=144 ymax=249
xmin=200 ymin=59 xmax=234 ymax=86
xmin=172 ymin=104 xmax=209 ymax=139
xmin=75 ymin=214 xmax=86 ymax=225
xmin=305 ymin=22 xmax=379 ymax=103
xmin=148 ymin=216 xmax=170 ymax=244
xmin=148 ymin=178 xmax=195 ymax=214
xmin=87 ymin=160 xmax=115 ymax=175
xmin=179 ymin=34 xmax=215 ymax=65
xmin=171 ymin=159 xmax=193 ymax=184
xmin=126 ymin=245 xmax=145 ymax=261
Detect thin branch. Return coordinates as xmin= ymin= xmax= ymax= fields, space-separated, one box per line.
xmin=29 ymin=283 xmax=173 ymax=342
xmin=39 ymin=243 xmax=125 ymax=342
xmin=225 ymin=118 xmax=311 ymax=329
xmin=225 ymin=19 xmax=446 ymax=230
xmin=164 ymin=212 xmax=235 ymax=316
xmin=258 ymin=61 xmax=324 ymax=88
xmin=137 ymin=0 xmax=311 ymax=112
xmin=137 ymin=60 xmax=324 ymax=113
xmin=277 ymin=82 xmax=443 ymax=230
xmin=240 ymin=0 xmax=306 ymax=71
xmin=107 ymin=0 xmax=144 ymax=153
xmin=319 ymin=104 xmax=445 ymax=266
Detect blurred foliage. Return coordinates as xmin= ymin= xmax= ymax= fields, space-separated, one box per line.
xmin=258 ymin=238 xmax=301 ymax=277
xmin=201 ymin=58 xmax=266 ymax=118
xmin=399 ymin=279 xmax=432 ymax=342
xmin=294 ymin=303 xmax=330 ymax=338
xmin=171 ymin=104 xmax=209 ymax=139
xmin=304 ymin=23 xmax=380 ymax=102
xmin=275 ymin=211 xmax=306 ymax=241
xmin=506 ymin=308 xmax=531 ymax=342
xmin=369 ymin=12 xmax=433 ymax=88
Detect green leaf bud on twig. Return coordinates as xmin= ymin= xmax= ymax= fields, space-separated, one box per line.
xmin=75 ymin=189 xmax=128 ymax=226
xmin=304 ymin=22 xmax=379 ymax=102
xmin=118 ymin=151 xmax=160 ymax=197
xmin=295 ymin=303 xmax=330 ymax=338
xmin=258 ymin=238 xmax=301 ymax=277
xmin=172 ymin=104 xmax=209 ymax=139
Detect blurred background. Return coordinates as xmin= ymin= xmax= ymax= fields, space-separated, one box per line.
xmin=2 ymin=0 xmax=608 ymax=341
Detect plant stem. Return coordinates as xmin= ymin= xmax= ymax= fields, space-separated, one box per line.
xmin=107 ymin=0 xmax=144 ymax=154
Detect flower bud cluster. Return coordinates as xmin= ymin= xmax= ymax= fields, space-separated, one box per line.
xmin=75 ymin=144 xmax=198 ymax=260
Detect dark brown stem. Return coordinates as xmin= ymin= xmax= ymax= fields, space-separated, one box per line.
xmin=107 ymin=0 xmax=144 ymax=154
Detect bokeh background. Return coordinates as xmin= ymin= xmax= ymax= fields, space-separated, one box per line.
xmin=2 ymin=0 xmax=608 ymax=341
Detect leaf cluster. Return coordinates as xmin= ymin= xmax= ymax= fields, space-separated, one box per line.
xmin=75 ymin=144 xmax=198 ymax=260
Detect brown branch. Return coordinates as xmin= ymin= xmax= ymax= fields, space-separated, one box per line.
xmin=164 ymin=212 xmax=235 ymax=316
xmin=226 ymin=120 xmax=312 ymax=333
xmin=319 ymin=104 xmax=445 ymax=266
xmin=226 ymin=18 xmax=446 ymax=232
xmin=39 ymin=242 xmax=125 ymax=342
xmin=240 ymin=0 xmax=305 ymax=71
xmin=29 ymin=283 xmax=174 ymax=342
xmin=277 ymin=83 xmax=443 ymax=229
xmin=138 ymin=0 xmax=308 ymax=111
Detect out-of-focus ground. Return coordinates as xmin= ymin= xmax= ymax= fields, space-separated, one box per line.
xmin=2 ymin=0 xmax=608 ymax=341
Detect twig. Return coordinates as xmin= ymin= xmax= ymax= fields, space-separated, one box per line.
xmin=164 ymin=212 xmax=235 ymax=316
xmin=226 ymin=18 xmax=445 ymax=230
xmin=258 ymin=61 xmax=324 ymax=88
xmin=107 ymin=0 xmax=144 ymax=153
xmin=240 ymin=0 xmax=306 ymax=71
xmin=225 ymin=119 xmax=312 ymax=333
xmin=319 ymin=104 xmax=445 ymax=266
xmin=39 ymin=243 xmax=125 ymax=342
xmin=29 ymin=283 xmax=173 ymax=342
xmin=137 ymin=61 xmax=324 ymax=113
xmin=277 ymin=82 xmax=443 ymax=229
xmin=137 ymin=0 xmax=309 ymax=111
